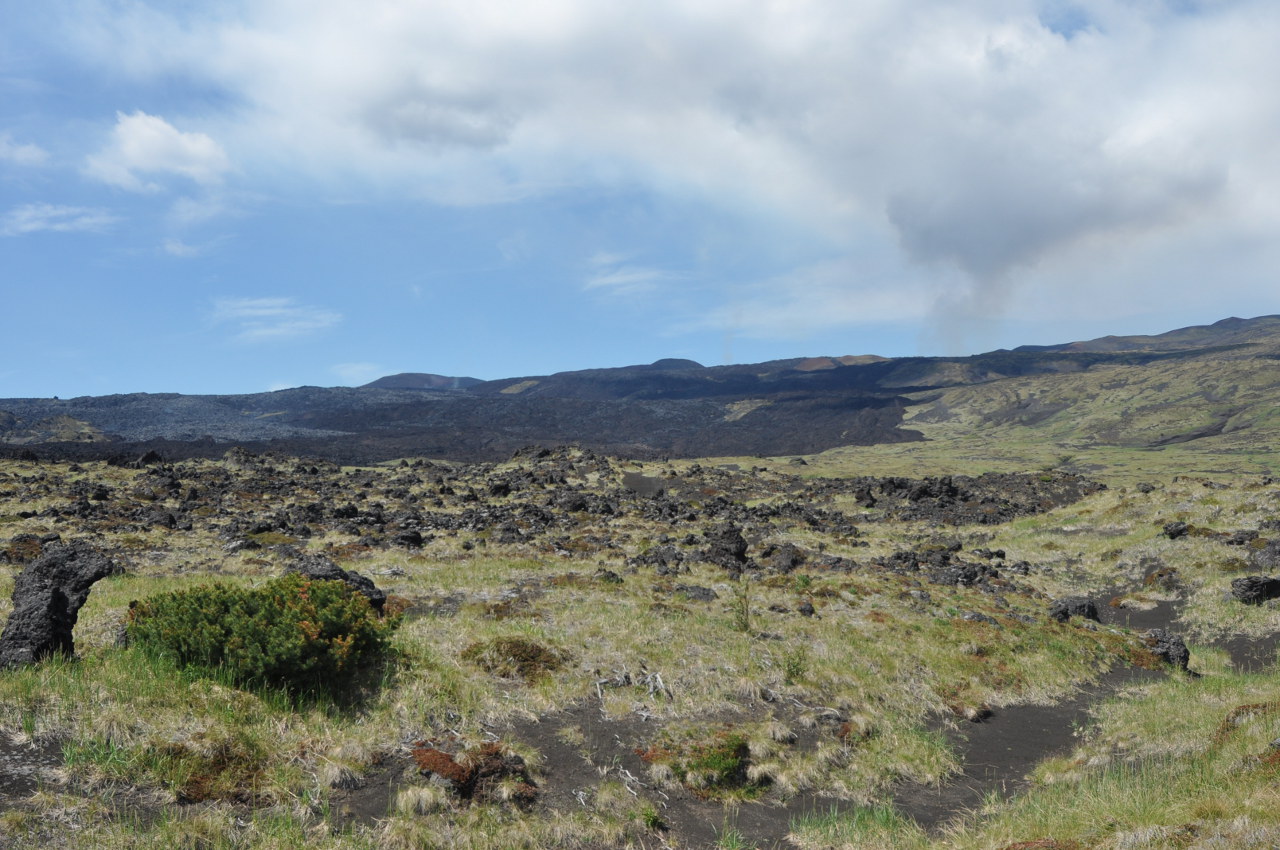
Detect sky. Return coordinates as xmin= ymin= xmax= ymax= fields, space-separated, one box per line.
xmin=2 ymin=0 xmax=1278 ymax=398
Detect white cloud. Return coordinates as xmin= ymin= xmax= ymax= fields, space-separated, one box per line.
xmin=1 ymin=203 xmax=117 ymax=236
xmin=169 ymin=194 xmax=233 ymax=225
xmin=0 ymin=133 xmax=48 ymax=166
xmin=689 ymin=257 xmax=944 ymax=341
xmin=162 ymin=238 xmax=201 ymax=257
xmin=86 ymin=111 xmax=231 ymax=192
xmin=212 ymin=297 xmax=341 ymax=342
xmin=584 ymin=253 xmax=686 ymax=296
xmin=331 ymin=362 xmax=384 ymax=385
xmin=58 ymin=1 xmax=1280 ymax=335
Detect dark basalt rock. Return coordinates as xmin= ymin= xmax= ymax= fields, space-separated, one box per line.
xmin=1142 ymin=628 xmax=1190 ymax=671
xmin=759 ymin=542 xmax=807 ymax=574
xmin=1048 ymin=596 xmax=1100 ymax=623
xmin=393 ymin=529 xmax=424 ymax=548
xmin=286 ymin=552 xmax=387 ymax=613
xmin=630 ymin=544 xmax=685 ymax=572
xmin=1230 ymin=575 xmax=1280 ymax=605
xmin=1162 ymin=521 xmax=1190 ymax=540
xmin=703 ymin=523 xmax=749 ymax=573
xmin=1249 ymin=539 xmax=1280 ymax=572
xmin=675 ymin=584 xmax=719 ymax=602
xmin=0 ymin=542 xmax=122 ymax=669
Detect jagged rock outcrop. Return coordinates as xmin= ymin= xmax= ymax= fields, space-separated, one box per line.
xmin=703 ymin=523 xmax=749 ymax=573
xmin=1230 ymin=575 xmax=1280 ymax=605
xmin=1048 ymin=596 xmax=1100 ymax=623
xmin=285 ymin=552 xmax=387 ymax=613
xmin=0 ymin=542 xmax=122 ymax=668
xmin=1142 ymin=629 xmax=1190 ymax=671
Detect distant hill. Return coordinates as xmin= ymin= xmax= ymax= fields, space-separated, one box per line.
xmin=4 ymin=315 xmax=1280 ymax=463
xmin=1013 ymin=315 xmax=1280 ymax=353
xmin=361 ymin=372 xmax=483 ymax=390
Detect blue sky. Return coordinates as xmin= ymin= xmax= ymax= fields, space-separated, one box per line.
xmin=2 ymin=0 xmax=1278 ymax=398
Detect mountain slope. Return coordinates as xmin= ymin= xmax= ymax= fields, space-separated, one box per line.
xmin=3 ymin=315 xmax=1280 ymax=464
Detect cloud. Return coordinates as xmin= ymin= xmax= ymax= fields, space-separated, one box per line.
xmin=212 ymin=297 xmax=341 ymax=342
xmin=688 ymin=257 xmax=941 ymax=341
xmin=57 ymin=1 xmax=1280 ymax=337
xmin=86 ymin=111 xmax=231 ymax=192
xmin=162 ymin=238 xmax=201 ymax=257
xmin=0 ymin=133 xmax=48 ymax=166
xmin=1 ymin=203 xmax=117 ymax=236
xmin=169 ymin=195 xmax=234 ymax=225
xmin=584 ymin=252 xmax=688 ymax=296
xmin=331 ymin=362 xmax=384 ymax=385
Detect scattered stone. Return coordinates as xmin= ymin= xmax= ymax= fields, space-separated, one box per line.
xmin=675 ymin=584 xmax=719 ymax=602
xmin=1249 ymin=539 xmax=1280 ymax=572
xmin=1048 ymin=597 xmax=1100 ymax=623
xmin=703 ymin=523 xmax=748 ymax=572
xmin=0 ymin=542 xmax=122 ymax=669
xmin=1162 ymin=521 xmax=1190 ymax=540
xmin=759 ymin=541 xmax=806 ymax=573
xmin=393 ymin=529 xmax=424 ymax=548
xmin=1142 ymin=629 xmax=1190 ymax=671
xmin=1230 ymin=575 xmax=1280 ymax=605
xmin=286 ymin=552 xmax=387 ymax=613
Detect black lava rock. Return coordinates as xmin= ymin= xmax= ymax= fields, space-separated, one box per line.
xmin=1142 ymin=629 xmax=1190 ymax=671
xmin=1048 ymin=596 xmax=1100 ymax=623
xmin=0 ymin=542 xmax=122 ymax=669
xmin=287 ymin=553 xmax=387 ymax=613
xmin=1230 ymin=575 xmax=1280 ymax=605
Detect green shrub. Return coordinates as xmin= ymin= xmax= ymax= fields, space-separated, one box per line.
xmin=639 ymin=728 xmax=764 ymax=799
xmin=126 ymin=574 xmax=398 ymax=697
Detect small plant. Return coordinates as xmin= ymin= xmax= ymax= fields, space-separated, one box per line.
xmin=461 ymin=636 xmax=569 ymax=681
xmin=789 ymin=804 xmax=921 ymax=845
xmin=409 ymin=741 xmax=537 ymax=808
xmin=715 ymin=823 xmax=756 ymax=849
xmin=127 ymin=574 xmax=399 ymax=698
xmin=639 ymin=728 xmax=764 ymax=799
xmin=782 ymin=646 xmax=809 ymax=685
xmin=637 ymin=802 xmax=665 ymax=831
xmin=730 ymin=580 xmax=753 ymax=633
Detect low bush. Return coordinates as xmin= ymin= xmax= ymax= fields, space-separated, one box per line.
xmin=460 ymin=636 xmax=568 ymax=681
xmin=126 ymin=573 xmax=399 ymax=697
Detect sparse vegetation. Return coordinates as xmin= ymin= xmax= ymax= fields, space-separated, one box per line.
xmin=3 ymin=443 xmax=1280 ymax=848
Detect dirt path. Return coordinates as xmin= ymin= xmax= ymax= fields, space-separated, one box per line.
xmin=0 ymin=733 xmax=63 ymax=810
xmin=893 ymin=666 xmax=1162 ymax=832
